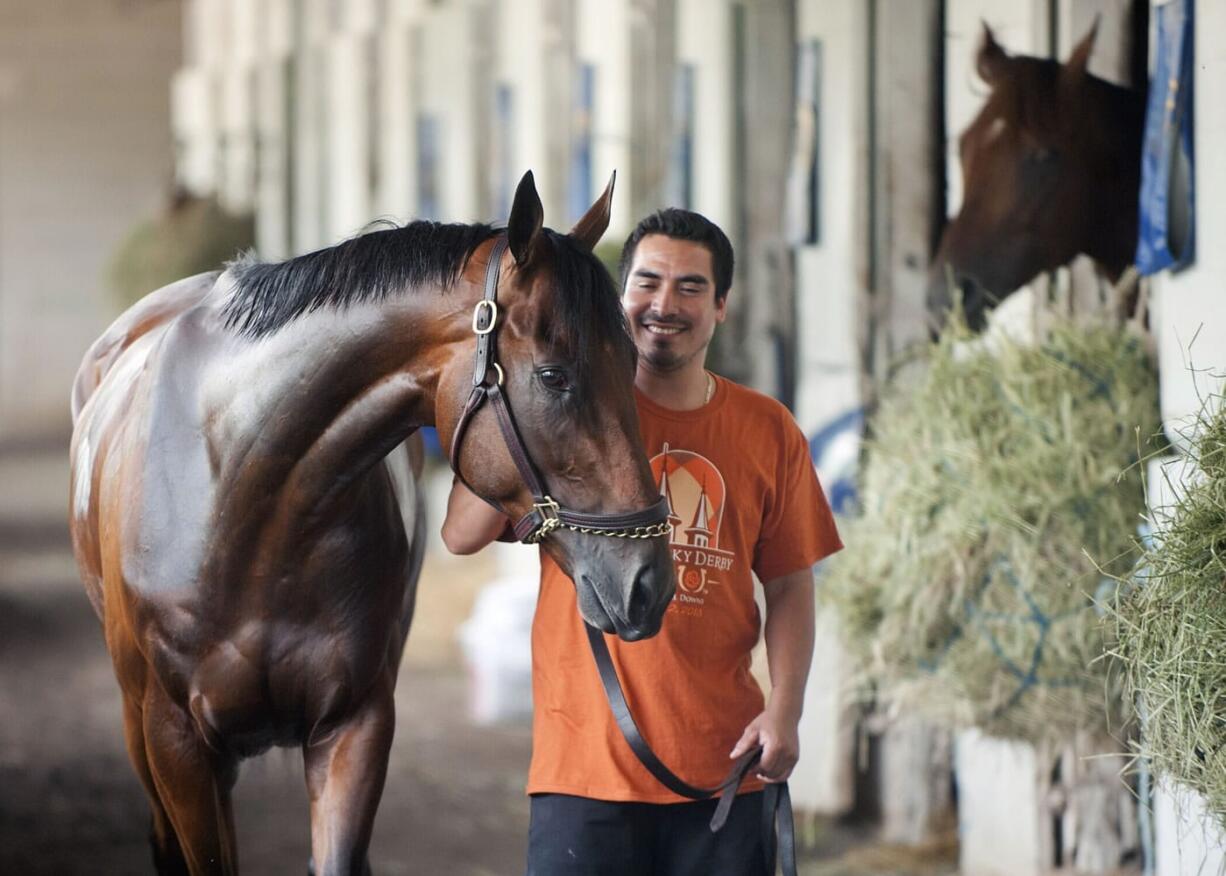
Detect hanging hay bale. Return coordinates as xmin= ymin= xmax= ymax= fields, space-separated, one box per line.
xmin=821 ymin=318 xmax=1160 ymax=744
xmin=1113 ymin=394 xmax=1226 ymax=830
xmin=108 ymin=192 xmax=254 ymax=308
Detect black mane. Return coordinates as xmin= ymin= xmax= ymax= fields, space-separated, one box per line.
xmin=223 ymin=221 xmax=499 ymax=337
xmin=222 ymin=220 xmax=634 ymax=384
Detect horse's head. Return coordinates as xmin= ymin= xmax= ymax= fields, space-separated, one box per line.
xmin=441 ymin=172 xmax=675 ymax=641
xmin=929 ymin=21 xmax=1144 ymax=328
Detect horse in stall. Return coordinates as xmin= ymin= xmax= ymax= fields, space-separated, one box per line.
xmin=68 ymin=171 xmax=675 ymax=875
xmin=929 ymin=21 xmax=1146 ymax=329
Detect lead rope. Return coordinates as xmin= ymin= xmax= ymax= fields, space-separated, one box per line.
xmin=585 ymin=624 xmax=797 ymax=876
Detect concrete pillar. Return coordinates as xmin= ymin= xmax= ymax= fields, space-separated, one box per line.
xmin=291 ymin=0 xmax=330 ymax=252
xmin=675 ymin=0 xmax=734 ymax=235
xmin=172 ymin=66 xmax=219 ymax=196
xmin=374 ymin=19 xmax=418 ymax=222
xmin=254 ymin=0 xmax=295 ymax=259
xmin=324 ymin=31 xmax=375 ymax=240
xmin=740 ymin=0 xmax=798 ymax=400
xmin=540 ymin=0 xmax=576 ymax=226
xmin=628 ymin=0 xmax=675 ymax=224
xmin=418 ymin=2 xmax=481 ymax=221
xmin=789 ymin=0 xmax=871 ymax=818
xmin=576 ymin=0 xmax=632 ymax=233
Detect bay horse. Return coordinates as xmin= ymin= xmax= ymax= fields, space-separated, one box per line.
xmin=68 ymin=171 xmax=674 ymax=875
xmin=929 ymin=22 xmax=1146 ymax=328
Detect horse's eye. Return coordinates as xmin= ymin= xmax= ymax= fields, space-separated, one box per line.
xmin=537 ymin=368 xmax=572 ymax=393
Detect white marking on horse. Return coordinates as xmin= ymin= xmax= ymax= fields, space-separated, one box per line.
xmin=74 ymin=435 xmax=92 ymax=518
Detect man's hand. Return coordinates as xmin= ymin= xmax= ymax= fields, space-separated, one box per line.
xmin=729 ymin=567 xmax=815 ymax=783
xmin=729 ymin=703 xmax=801 ymax=782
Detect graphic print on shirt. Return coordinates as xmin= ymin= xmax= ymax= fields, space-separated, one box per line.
xmin=651 ymin=443 xmax=735 ymax=618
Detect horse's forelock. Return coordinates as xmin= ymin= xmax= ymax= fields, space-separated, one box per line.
xmin=532 ymin=230 xmax=634 ymax=381
xmin=968 ymin=58 xmax=1068 ymax=151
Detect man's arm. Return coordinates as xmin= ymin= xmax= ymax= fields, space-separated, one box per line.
xmin=440 ymin=479 xmax=511 ymax=555
xmin=729 ymin=567 xmax=816 ymax=782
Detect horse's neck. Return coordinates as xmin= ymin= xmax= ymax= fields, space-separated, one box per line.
xmin=200 ymin=292 xmax=451 ymax=520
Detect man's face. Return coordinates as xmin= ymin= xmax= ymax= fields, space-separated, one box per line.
xmin=622 ymin=234 xmax=728 ymax=374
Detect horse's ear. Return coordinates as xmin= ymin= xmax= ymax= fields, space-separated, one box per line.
xmin=1063 ymin=17 xmax=1099 ymax=85
xmin=507 ymin=170 xmax=545 ymax=266
xmin=977 ymin=22 xmax=1009 ymax=85
xmin=569 ymin=171 xmax=616 ymax=252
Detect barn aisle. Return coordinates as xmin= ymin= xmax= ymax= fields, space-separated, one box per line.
xmin=0 ymin=442 xmax=531 ymax=876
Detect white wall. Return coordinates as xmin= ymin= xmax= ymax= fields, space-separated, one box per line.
xmin=576 ymin=0 xmax=632 ymax=235
xmin=1058 ymin=0 xmax=1137 ymax=86
xmin=956 ymin=731 xmax=1048 ymax=876
xmin=789 ymin=0 xmax=871 ymax=817
xmin=325 ymin=29 xmax=374 ymax=240
xmin=420 ymin=2 xmax=481 ymax=223
xmin=495 ymin=0 xmax=547 ymax=220
xmin=1152 ymin=0 xmax=1226 ymax=436
xmin=0 ymin=1 xmax=181 ymax=439
xmin=372 ymin=13 xmax=417 ymax=225
xmin=793 ymin=0 xmax=868 ymax=440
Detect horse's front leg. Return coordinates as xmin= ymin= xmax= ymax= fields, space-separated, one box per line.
xmin=141 ymin=680 xmax=240 ymax=875
xmin=303 ymin=677 xmax=396 ymax=876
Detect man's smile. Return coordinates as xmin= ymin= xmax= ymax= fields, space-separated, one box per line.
xmin=641 ymin=321 xmax=689 ymax=336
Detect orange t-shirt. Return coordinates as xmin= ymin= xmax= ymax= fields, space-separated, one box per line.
xmin=527 ymin=375 xmax=843 ymax=803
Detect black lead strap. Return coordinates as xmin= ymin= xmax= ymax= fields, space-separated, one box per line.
xmin=585 ymin=624 xmax=797 ymax=876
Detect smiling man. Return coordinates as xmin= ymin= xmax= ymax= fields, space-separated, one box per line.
xmin=442 ymin=208 xmax=842 ymax=875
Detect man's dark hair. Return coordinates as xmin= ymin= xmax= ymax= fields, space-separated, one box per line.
xmin=618 ymin=209 xmax=735 ymax=302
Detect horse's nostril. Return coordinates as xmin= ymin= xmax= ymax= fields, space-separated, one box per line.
xmin=628 ymin=565 xmax=671 ymax=626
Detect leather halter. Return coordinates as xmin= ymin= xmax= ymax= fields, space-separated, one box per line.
xmin=447 ymin=235 xmax=672 ymax=545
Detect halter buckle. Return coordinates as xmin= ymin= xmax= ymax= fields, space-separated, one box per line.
xmin=525 ymin=496 xmax=562 ymax=543
xmin=534 ymin=496 xmax=561 ymax=524
xmin=472 ymin=299 xmax=498 ymax=335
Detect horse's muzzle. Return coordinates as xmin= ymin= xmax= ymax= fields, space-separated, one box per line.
xmin=575 ymin=554 xmax=675 ymax=642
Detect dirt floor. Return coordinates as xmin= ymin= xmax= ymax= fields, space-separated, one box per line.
xmin=0 ymin=441 xmax=956 ymax=876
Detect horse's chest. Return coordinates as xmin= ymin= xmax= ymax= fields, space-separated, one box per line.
xmin=186 ymin=621 xmax=397 ymax=756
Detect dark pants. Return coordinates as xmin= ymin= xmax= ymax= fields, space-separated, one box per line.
xmin=525 ymin=792 xmax=769 ymax=876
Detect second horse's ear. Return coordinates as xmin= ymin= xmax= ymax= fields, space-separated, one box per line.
xmin=1062 ymin=16 xmax=1099 ymax=88
xmin=508 ymin=171 xmax=545 ymax=266
xmin=977 ymin=22 xmax=1009 ymax=85
xmin=570 ymin=171 xmax=617 ymax=252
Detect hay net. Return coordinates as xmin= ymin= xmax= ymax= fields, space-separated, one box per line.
xmin=1114 ymin=392 xmax=1226 ymax=830
xmin=821 ymin=317 xmax=1160 ymax=744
